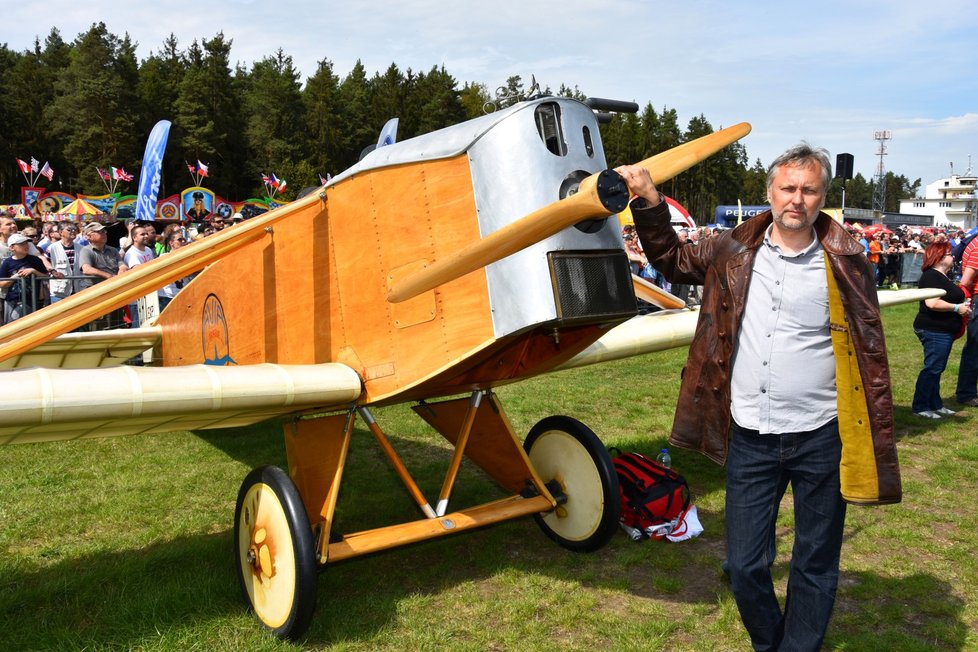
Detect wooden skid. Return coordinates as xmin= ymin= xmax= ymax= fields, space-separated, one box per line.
xmin=326 ymin=494 xmax=553 ymax=562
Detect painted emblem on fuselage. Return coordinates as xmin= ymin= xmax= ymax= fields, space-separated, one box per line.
xmin=202 ymin=294 xmax=236 ymax=365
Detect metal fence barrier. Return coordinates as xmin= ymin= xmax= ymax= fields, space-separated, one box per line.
xmin=0 ymin=274 xmax=102 ymax=324
xmin=877 ymin=251 xmax=924 ymax=287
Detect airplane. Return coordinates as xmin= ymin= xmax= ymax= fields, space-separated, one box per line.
xmin=0 ymin=95 xmax=938 ymax=639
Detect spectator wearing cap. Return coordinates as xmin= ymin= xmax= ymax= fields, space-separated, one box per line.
xmin=1 ymin=215 xmax=53 ymax=321
xmin=231 ymin=212 xmax=244 ymax=225
xmin=78 ymin=222 xmax=128 ymax=330
xmin=0 ymin=233 xmax=49 ymax=322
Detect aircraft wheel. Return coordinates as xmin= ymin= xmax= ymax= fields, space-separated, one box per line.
xmin=234 ymin=465 xmax=318 ymax=640
xmin=524 ymin=416 xmax=620 ymax=552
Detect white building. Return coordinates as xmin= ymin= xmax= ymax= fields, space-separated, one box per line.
xmin=900 ymin=173 xmax=977 ymax=231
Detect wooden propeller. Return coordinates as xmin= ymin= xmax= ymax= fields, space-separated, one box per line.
xmin=387 ymin=122 xmax=751 ymax=303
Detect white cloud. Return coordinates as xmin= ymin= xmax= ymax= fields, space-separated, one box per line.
xmin=4 ymin=0 xmax=976 ymax=186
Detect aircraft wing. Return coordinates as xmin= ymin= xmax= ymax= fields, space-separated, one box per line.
xmin=556 ymin=287 xmax=943 ymax=372
xmin=0 ymin=327 xmax=161 ymax=370
xmin=0 ymin=362 xmax=362 ymax=445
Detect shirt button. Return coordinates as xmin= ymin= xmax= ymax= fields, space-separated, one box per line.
xmin=762 ymin=361 xmax=768 ymax=366
xmin=761 ymin=389 xmax=767 ymax=394
xmin=772 ymin=306 xmax=777 ymax=311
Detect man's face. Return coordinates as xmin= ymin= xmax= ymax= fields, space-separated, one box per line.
xmin=60 ymin=226 xmax=77 ymax=243
xmin=0 ymin=218 xmax=17 ymax=237
xmin=132 ymin=227 xmax=152 ymax=246
xmin=9 ymin=241 xmax=29 ymax=257
xmin=766 ymin=162 xmax=826 ymax=234
xmin=86 ymin=229 xmax=106 ymax=246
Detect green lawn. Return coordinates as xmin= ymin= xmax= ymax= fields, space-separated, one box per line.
xmin=1 ymin=303 xmax=975 ymax=651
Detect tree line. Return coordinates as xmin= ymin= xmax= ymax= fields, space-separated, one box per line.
xmin=0 ymin=23 xmax=921 ymax=223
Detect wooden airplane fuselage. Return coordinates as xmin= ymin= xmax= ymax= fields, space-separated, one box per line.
xmin=158 ymin=98 xmax=635 ymax=405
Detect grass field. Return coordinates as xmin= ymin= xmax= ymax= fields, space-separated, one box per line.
xmin=1 ymin=303 xmax=976 ymax=651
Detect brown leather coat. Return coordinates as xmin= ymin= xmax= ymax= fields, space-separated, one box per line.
xmin=633 ymin=200 xmax=901 ymax=505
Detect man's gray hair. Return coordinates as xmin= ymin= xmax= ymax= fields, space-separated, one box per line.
xmin=766 ymin=143 xmax=832 ymax=191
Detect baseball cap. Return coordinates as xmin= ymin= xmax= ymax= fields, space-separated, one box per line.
xmin=83 ymin=222 xmax=106 ymax=234
xmin=7 ymin=233 xmax=30 ymax=245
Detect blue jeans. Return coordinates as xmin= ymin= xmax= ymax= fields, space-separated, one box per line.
xmin=913 ymin=328 xmax=955 ymax=412
xmin=957 ymin=315 xmax=978 ymax=402
xmin=726 ymin=420 xmax=846 ymax=652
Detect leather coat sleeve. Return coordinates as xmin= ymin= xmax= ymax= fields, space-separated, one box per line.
xmin=631 ymin=199 xmax=714 ymax=285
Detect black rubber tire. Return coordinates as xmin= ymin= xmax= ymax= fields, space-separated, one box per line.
xmin=233 ymin=465 xmax=318 ymax=640
xmin=524 ymin=415 xmax=620 ymax=552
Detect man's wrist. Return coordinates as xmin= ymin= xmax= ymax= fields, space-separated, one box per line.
xmin=631 ymin=191 xmax=665 ymax=210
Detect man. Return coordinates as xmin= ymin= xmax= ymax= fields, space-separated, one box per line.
xmin=0 ymin=233 xmax=49 ymax=321
xmin=867 ymin=233 xmax=883 ymax=286
xmin=78 ymin=222 xmax=129 ymax=330
xmin=624 ymin=143 xmax=900 ymax=651
xmin=956 ymin=235 xmax=978 ymax=407
xmin=123 ymin=223 xmax=156 ymax=328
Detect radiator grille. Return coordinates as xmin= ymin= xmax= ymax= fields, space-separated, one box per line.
xmin=548 ymin=250 xmax=637 ymax=324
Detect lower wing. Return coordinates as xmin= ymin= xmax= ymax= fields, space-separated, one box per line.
xmin=0 ymin=362 xmax=362 ymax=445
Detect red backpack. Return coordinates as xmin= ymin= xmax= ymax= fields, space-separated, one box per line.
xmin=611 ymin=450 xmax=691 ymax=540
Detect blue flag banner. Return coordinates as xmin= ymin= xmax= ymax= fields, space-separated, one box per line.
xmin=135 ymin=120 xmax=172 ymax=221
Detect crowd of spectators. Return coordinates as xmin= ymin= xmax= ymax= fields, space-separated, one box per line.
xmin=0 ymin=208 xmax=242 ymax=327
xmin=622 ymin=222 xmax=726 ymax=310
xmin=846 ymin=223 xmax=972 ymax=287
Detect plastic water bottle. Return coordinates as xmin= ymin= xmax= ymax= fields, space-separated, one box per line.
xmin=657 ymin=447 xmax=672 ymax=469
xmin=620 ymin=522 xmax=643 ymax=541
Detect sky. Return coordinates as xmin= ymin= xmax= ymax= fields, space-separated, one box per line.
xmin=5 ymin=0 xmax=977 ymax=191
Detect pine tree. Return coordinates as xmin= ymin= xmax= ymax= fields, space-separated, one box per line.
xmin=244 ymin=48 xmax=305 ymax=197
xmin=43 ymin=22 xmax=139 ymax=193
xmin=302 ymin=58 xmax=343 ymax=178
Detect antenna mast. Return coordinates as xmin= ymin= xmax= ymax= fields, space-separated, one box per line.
xmin=872 ymin=130 xmax=891 ymax=214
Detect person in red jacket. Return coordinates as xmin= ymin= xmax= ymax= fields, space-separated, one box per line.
xmin=956 ymin=235 xmax=978 ymax=406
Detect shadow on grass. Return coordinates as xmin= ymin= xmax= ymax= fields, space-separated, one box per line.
xmin=830 ymin=570 xmax=968 ymax=650
xmin=5 ymin=411 xmax=965 ymax=649
xmin=0 ymin=529 xmax=240 ymax=649
xmin=192 ymin=419 xmax=290 ymax=471
xmin=892 ymin=404 xmax=947 ymax=441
